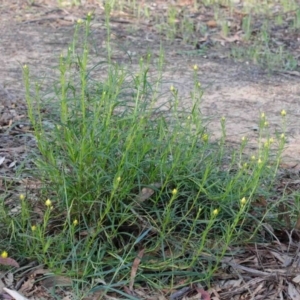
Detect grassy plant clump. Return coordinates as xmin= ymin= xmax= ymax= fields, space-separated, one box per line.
xmin=1 ymin=13 xmax=288 ymax=296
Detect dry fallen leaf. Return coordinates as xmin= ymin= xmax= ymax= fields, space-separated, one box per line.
xmin=0 ymin=156 xmax=5 ymax=166
xmin=206 ymin=19 xmax=217 ymax=28
xmin=3 ymin=288 xmax=29 ymax=300
xmin=135 ymin=183 xmax=161 ymax=202
xmin=0 ymin=257 xmax=19 ymax=268
xmin=8 ymin=161 xmax=16 ymax=168
xmin=129 ymin=249 xmax=145 ymax=291
xmin=136 ymin=187 xmax=155 ymax=202
xmin=2 ymin=273 xmax=14 ymax=288
xmin=40 ymin=275 xmax=72 ymax=289
xmin=19 ymin=277 xmax=35 ymax=294
xmin=0 ymin=279 xmax=5 ymax=294
xmin=170 ymin=287 xmax=190 ymax=300
xmin=288 ymin=282 xmax=300 ymax=300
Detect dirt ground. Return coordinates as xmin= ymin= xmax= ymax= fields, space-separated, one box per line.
xmin=2 ymin=2 xmax=300 ymax=299
xmin=1 ymin=0 xmax=300 ymax=177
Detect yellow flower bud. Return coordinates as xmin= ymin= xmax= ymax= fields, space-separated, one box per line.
xmin=45 ymin=199 xmax=52 ymax=207
xmin=172 ymin=188 xmax=178 ymax=196
xmin=202 ymin=133 xmax=208 ymax=142
xmin=281 ymin=109 xmax=286 ymax=117
xmin=1 ymin=251 xmax=8 ymax=258
xmin=240 ymin=197 xmax=247 ymax=205
xmin=212 ymin=208 xmax=219 ymax=216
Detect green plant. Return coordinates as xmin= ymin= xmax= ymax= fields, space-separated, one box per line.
xmin=0 ymin=5 xmax=292 ymax=299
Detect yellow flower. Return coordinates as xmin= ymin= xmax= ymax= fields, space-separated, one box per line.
xmin=264 ymin=121 xmax=269 ymax=127
xmin=45 ymin=199 xmax=52 ymax=207
xmin=221 ymin=116 xmax=225 ymax=122
xmin=281 ymin=133 xmax=285 ymax=139
xmin=281 ymin=109 xmax=286 ymax=117
xmin=1 ymin=251 xmax=8 ymax=259
xmin=241 ymin=136 xmax=247 ymax=142
xmin=251 ymin=155 xmax=256 ymax=161
xmin=73 ymin=219 xmax=78 ymax=226
xmin=243 ymin=163 xmax=248 ymax=168
xmin=116 ymin=176 xmax=121 ymax=182
xmin=193 ymin=64 xmax=198 ymax=71
xmin=258 ymin=158 xmax=262 ymax=164
xmin=172 ymin=188 xmax=178 ymax=196
xmin=240 ymin=197 xmax=247 ymax=205
xmin=19 ymin=194 xmax=25 ymax=201
xmin=87 ymin=11 xmax=93 ymax=17
xmin=202 ymin=133 xmax=208 ymax=142
xmin=170 ymin=85 xmax=175 ymax=92
xmin=77 ymin=19 xmax=83 ymax=24
xmin=261 ymin=112 xmax=265 ymax=118
xmin=269 ymin=137 xmax=274 ymax=144
xmin=212 ymin=208 xmax=219 ymax=216
xmin=31 ymin=225 xmax=37 ymax=231
xmin=197 ymin=82 xmax=201 ymax=88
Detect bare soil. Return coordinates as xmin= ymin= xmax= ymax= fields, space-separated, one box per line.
xmin=1 ymin=1 xmax=300 ymax=299
xmin=1 ymin=0 xmax=300 ymax=176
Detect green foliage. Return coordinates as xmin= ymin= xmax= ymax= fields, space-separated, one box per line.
xmin=0 ymin=4 xmax=291 ymax=297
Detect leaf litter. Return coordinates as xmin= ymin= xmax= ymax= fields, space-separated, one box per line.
xmin=1 ymin=0 xmax=300 ymax=299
